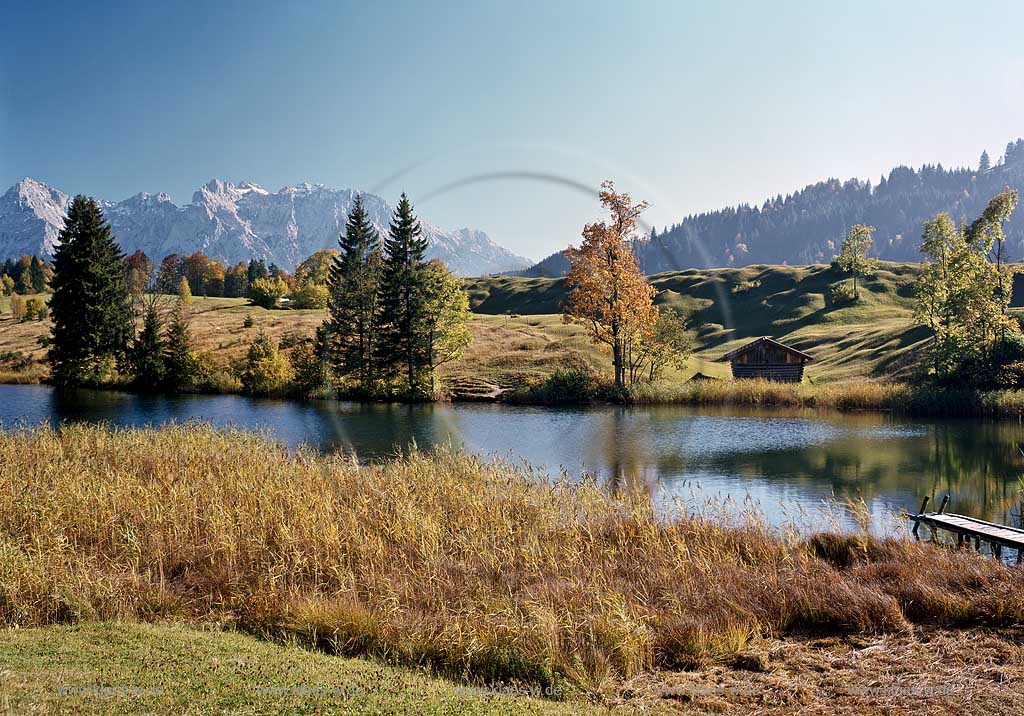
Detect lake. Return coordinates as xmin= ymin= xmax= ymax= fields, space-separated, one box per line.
xmin=1 ymin=383 xmax=1022 ymax=533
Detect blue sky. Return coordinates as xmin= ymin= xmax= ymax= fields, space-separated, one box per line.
xmin=2 ymin=0 xmax=1023 ymax=260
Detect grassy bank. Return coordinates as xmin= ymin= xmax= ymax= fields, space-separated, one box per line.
xmin=1 ymin=425 xmax=1022 ymax=701
xmin=4 ymin=622 xmax=1022 ymax=715
xmin=0 ymin=621 xmax=592 ymax=716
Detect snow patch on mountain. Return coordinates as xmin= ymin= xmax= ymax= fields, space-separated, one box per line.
xmin=0 ymin=178 xmax=532 ymax=276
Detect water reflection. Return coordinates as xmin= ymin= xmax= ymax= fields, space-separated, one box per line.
xmin=0 ymin=384 xmax=1021 ymax=530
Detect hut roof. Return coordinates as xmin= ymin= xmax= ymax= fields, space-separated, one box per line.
xmin=718 ymin=336 xmax=813 ymax=363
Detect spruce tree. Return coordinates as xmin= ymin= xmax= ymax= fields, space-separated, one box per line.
xmin=29 ymin=256 xmax=47 ymax=293
xmin=325 ymin=194 xmax=382 ymax=391
xmin=48 ymin=196 xmax=133 ymax=386
xmin=979 ymin=150 xmax=991 ymax=173
xmin=163 ymin=306 xmax=196 ymax=391
xmin=130 ymin=305 xmax=166 ymax=388
xmin=374 ymin=193 xmax=430 ymax=396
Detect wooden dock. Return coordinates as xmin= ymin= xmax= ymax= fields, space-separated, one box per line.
xmin=910 ymin=495 xmax=1024 ymax=564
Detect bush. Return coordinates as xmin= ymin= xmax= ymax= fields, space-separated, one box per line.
xmin=289 ymin=283 xmax=329 ymax=309
xmin=731 ymin=279 xmax=761 ymax=295
xmin=250 ymin=277 xmax=289 ymax=309
xmin=191 ymin=351 xmax=239 ymax=393
xmin=24 ymin=297 xmax=47 ymax=321
xmin=10 ymin=295 xmax=27 ymax=321
xmin=829 ymin=282 xmax=857 ymax=306
xmin=289 ymin=340 xmax=332 ymax=398
xmin=950 ymin=332 xmax=1024 ymax=389
xmin=236 ymin=331 xmax=294 ymax=396
xmin=515 ymin=364 xmax=606 ymax=404
xmin=242 ymin=315 xmax=254 ymax=329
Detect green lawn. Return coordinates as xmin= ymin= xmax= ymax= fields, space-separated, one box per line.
xmin=0 ymin=622 xmax=651 ymax=716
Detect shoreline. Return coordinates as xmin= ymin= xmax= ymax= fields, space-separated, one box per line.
xmin=5 ymin=373 xmax=1024 ymax=420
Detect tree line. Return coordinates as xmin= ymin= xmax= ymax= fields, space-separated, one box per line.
xmin=526 ymin=138 xmax=1024 ymax=277
xmin=37 ymin=192 xmax=470 ymax=401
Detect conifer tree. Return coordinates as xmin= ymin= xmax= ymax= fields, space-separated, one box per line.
xmin=325 ymin=194 xmax=382 ymax=391
xmin=979 ymin=150 xmax=991 ymax=173
xmin=374 ymin=193 xmax=430 ymax=396
xmin=130 ymin=304 xmax=166 ymax=388
xmin=29 ymin=256 xmax=47 ymax=293
xmin=163 ymin=305 xmax=196 ymax=391
xmin=48 ymin=196 xmax=133 ymax=386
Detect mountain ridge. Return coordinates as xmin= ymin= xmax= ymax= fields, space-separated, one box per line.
xmin=522 ymin=139 xmax=1024 ymax=277
xmin=0 ymin=177 xmax=532 ymax=276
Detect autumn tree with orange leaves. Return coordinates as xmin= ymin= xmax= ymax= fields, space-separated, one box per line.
xmin=563 ymin=181 xmax=658 ymax=390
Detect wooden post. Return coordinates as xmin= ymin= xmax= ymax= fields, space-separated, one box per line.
xmin=993 ymin=543 xmax=1002 ymax=560
xmin=912 ymin=496 xmax=929 ymax=540
xmin=938 ymin=494 xmax=950 ymax=514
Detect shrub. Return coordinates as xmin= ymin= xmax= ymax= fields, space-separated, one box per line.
xmin=250 ymin=277 xmax=289 ymax=309
xmin=517 ymin=364 xmax=605 ymax=404
xmin=731 ymin=279 xmax=761 ymax=295
xmin=24 ymin=297 xmax=47 ymax=320
xmin=950 ymin=331 xmax=1024 ymax=389
xmin=242 ymin=314 xmax=255 ymax=329
xmin=10 ymin=295 xmax=27 ymax=321
xmin=289 ymin=340 xmax=332 ymax=398
xmin=191 ymin=351 xmax=239 ymax=393
xmin=289 ymin=283 xmax=329 ymax=309
xmin=236 ymin=331 xmax=294 ymax=396
xmin=829 ymin=282 xmax=857 ymax=306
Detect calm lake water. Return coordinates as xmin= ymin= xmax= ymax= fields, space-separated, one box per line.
xmin=1 ymin=384 xmax=1022 ymax=533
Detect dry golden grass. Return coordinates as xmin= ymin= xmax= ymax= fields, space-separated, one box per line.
xmin=625 ymin=378 xmax=1024 ymax=417
xmin=1 ymin=424 xmax=1022 ymax=697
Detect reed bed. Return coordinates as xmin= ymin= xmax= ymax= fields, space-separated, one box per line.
xmin=624 ymin=378 xmax=1024 ymax=418
xmin=0 ymin=424 xmax=1022 ymax=694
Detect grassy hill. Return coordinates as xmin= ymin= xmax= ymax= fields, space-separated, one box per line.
xmin=466 ymin=262 xmax=976 ymax=383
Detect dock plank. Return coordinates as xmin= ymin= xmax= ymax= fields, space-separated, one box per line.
xmin=910 ymin=507 xmax=1024 ymax=557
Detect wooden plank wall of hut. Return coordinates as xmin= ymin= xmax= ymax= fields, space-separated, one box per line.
xmin=731 ymin=363 xmax=805 ymax=382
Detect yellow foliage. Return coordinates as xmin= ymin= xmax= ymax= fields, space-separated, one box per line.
xmin=563 ymin=181 xmax=658 ymax=388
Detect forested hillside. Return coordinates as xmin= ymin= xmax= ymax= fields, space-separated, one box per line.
xmin=524 ymin=139 xmax=1024 ymax=276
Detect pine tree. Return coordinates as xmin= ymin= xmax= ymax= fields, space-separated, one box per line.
xmin=48 ymin=196 xmax=134 ymax=386
xmin=29 ymin=256 xmax=47 ymax=293
xmin=325 ymin=194 xmax=382 ymax=391
xmin=130 ymin=304 xmax=166 ymax=388
xmin=979 ymin=150 xmax=991 ymax=173
xmin=163 ymin=306 xmax=196 ymax=391
xmin=374 ymin=193 xmax=430 ymax=396
xmin=247 ymin=258 xmax=269 ymax=287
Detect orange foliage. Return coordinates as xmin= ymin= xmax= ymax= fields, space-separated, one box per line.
xmin=563 ymin=181 xmax=657 ymax=388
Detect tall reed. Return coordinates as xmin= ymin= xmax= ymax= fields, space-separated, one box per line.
xmin=0 ymin=424 xmax=1021 ymax=693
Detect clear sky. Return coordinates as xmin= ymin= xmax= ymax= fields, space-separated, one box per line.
xmin=2 ymin=0 xmax=1023 ymax=261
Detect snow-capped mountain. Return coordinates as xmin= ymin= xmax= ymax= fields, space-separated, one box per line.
xmin=0 ymin=178 xmax=532 ymax=276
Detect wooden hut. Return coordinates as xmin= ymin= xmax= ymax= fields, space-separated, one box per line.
xmin=719 ymin=337 xmax=812 ymax=383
